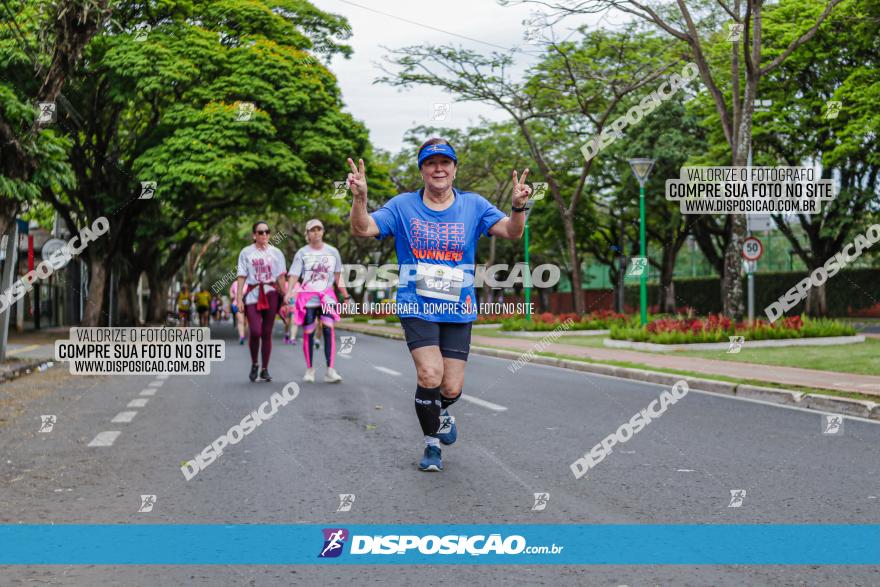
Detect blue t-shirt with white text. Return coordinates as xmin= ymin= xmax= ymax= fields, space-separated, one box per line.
xmin=370 ymin=189 xmax=506 ymax=323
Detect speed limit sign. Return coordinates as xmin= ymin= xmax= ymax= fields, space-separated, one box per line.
xmin=742 ymin=236 xmax=763 ymax=261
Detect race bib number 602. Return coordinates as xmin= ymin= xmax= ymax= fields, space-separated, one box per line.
xmin=415 ymin=263 xmax=464 ymax=302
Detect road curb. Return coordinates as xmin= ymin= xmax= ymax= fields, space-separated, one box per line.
xmin=736 ymin=384 xmax=804 ymax=405
xmin=0 ymin=359 xmax=55 ymax=384
xmin=339 ymin=323 xmax=880 ymax=422
xmin=802 ymin=394 xmax=877 ymax=418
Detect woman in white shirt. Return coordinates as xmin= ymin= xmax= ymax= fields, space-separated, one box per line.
xmin=234 ymin=221 xmax=287 ymax=382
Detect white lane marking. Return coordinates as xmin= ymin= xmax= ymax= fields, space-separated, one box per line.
xmin=140 ymin=388 xmax=157 ymax=396
xmin=156 ymin=374 xmax=169 ymax=380
xmin=373 ymin=366 xmax=401 ymax=376
xmin=88 ymin=431 xmax=121 ymax=447
xmin=111 ymin=411 xmax=137 ymax=423
xmin=461 ymin=394 xmax=508 ymax=412
xmin=473 ymin=353 xmax=880 ymax=425
xmin=128 ymin=398 xmax=149 ymax=408
xmin=337 ymin=353 xmax=351 ymax=359
xmin=148 ymin=380 xmax=164 ymax=387
xmin=677 ymin=469 xmax=695 ymax=472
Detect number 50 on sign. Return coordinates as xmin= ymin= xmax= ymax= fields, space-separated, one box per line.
xmin=742 ymin=236 xmax=763 ymax=261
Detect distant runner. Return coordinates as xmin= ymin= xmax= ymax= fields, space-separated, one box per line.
xmin=287 ymin=218 xmax=351 ymax=383
xmin=176 ymin=284 xmax=193 ymax=328
xmin=235 ymin=221 xmax=287 ymax=382
xmin=229 ymin=280 xmax=246 ymax=344
xmin=348 ymin=138 xmax=530 ymax=471
xmin=195 ymin=288 xmax=212 ymax=327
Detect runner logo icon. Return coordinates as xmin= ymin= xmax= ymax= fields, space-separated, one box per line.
xmin=626 ymin=257 xmax=648 ymax=277
xmin=138 ymin=494 xmax=156 ymax=513
xmin=39 ymin=415 xmax=56 ymax=433
xmin=531 ymin=493 xmax=549 ymax=511
xmin=319 ymin=528 xmax=349 ymax=558
xmin=437 ymin=414 xmax=455 ymax=435
xmin=727 ymin=336 xmax=745 ymax=353
xmin=337 ymin=494 xmax=355 ymax=512
xmin=728 ymin=489 xmax=746 ymax=508
xmin=339 ymin=336 xmax=356 ymax=354
xmin=822 ymin=414 xmax=843 ymax=435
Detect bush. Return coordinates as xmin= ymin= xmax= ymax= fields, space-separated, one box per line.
xmin=476 ymin=313 xmax=517 ymax=324
xmin=610 ymin=315 xmax=855 ymax=343
xmin=500 ymin=310 xmax=635 ymax=331
xmin=624 ymin=268 xmax=880 ymax=316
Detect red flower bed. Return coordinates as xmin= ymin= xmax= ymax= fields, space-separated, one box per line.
xmin=646 ymin=313 xmax=803 ymax=335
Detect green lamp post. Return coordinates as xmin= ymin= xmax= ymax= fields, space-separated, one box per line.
xmin=628 ymin=158 xmax=655 ymax=326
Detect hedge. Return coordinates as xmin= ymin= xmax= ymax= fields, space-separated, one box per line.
xmin=624 ymin=268 xmax=880 ymax=317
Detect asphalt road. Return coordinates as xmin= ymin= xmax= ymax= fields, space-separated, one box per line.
xmin=1 ymin=321 xmax=878 ymax=586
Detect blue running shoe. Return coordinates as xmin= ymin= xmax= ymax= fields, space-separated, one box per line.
xmin=418 ymin=445 xmax=443 ymax=471
xmin=436 ymin=410 xmax=457 ymax=445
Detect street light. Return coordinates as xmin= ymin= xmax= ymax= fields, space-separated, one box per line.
xmin=628 ymin=158 xmax=654 ymax=326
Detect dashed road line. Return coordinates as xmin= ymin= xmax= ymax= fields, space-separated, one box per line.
xmin=127 ymin=398 xmax=149 ymax=408
xmin=140 ymin=388 xmax=157 ymax=396
xmin=148 ymin=380 xmax=164 ymax=387
xmin=87 ymin=431 xmax=121 ymax=447
xmin=460 ymin=394 xmax=508 ymax=412
xmin=111 ymin=411 xmax=138 ymax=423
xmin=156 ymin=373 xmax=169 ymax=380
xmin=373 ymin=366 xmax=401 ymax=376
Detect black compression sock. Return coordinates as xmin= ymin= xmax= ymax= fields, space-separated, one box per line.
xmin=441 ymin=392 xmax=461 ymax=410
xmin=415 ymin=385 xmax=442 ymax=436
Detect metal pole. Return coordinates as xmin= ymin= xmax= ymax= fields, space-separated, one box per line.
xmin=747 ymin=142 xmax=754 ymax=323
xmin=747 ymin=270 xmax=755 ymax=323
xmin=617 ymin=216 xmax=625 ymax=313
xmin=0 ymin=223 xmax=20 ymax=360
xmin=639 ymin=183 xmax=647 ymax=326
xmin=524 ymin=219 xmax=531 ymax=321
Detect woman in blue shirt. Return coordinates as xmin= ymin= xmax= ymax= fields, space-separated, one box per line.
xmin=349 ymin=138 xmax=532 ymax=471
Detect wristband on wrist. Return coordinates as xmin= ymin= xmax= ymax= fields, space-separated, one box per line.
xmin=512 ymin=205 xmax=528 ymax=213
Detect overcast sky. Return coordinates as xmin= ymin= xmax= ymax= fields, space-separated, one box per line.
xmin=310 ymin=0 xmax=604 ymax=154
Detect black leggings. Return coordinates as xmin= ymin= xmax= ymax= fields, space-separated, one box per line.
xmin=302 ymin=306 xmax=334 ymax=368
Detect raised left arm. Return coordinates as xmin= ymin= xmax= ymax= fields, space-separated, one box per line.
xmin=488 ymin=168 xmax=531 ymax=240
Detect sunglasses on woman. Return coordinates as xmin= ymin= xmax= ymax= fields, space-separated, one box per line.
xmin=255 ymin=229 xmax=271 ymax=235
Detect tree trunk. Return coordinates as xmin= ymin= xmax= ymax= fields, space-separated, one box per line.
xmin=562 ymin=214 xmax=585 ymax=315
xmin=116 ymin=271 xmax=140 ymax=326
xmin=805 ymin=281 xmax=828 ymax=317
xmin=82 ymin=260 xmax=108 ymax=326
xmin=659 ymin=247 xmax=677 ymax=313
xmin=147 ymin=270 xmax=172 ymax=325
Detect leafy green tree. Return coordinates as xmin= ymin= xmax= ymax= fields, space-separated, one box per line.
xmin=756 ymin=0 xmax=880 ymax=315
xmin=586 ymin=99 xmax=708 ymax=312
xmin=378 ymin=26 xmax=670 ymax=314
xmin=38 ymin=0 xmax=369 ymax=325
xmin=523 ymin=0 xmax=851 ymax=319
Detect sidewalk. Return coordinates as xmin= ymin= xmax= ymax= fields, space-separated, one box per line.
xmin=340 ymin=321 xmax=880 ymax=398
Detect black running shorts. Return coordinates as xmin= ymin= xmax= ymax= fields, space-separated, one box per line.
xmin=399 ymin=317 xmax=473 ymax=361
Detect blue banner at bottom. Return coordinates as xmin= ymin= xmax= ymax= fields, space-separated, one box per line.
xmin=0 ymin=525 xmax=877 ymax=565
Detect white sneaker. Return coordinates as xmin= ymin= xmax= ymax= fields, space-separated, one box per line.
xmin=324 ymin=368 xmax=343 ymax=383
xmin=303 ymin=368 xmax=315 ymax=383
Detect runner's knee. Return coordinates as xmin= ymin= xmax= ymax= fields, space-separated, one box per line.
xmin=440 ymin=385 xmax=461 ymax=399
xmin=416 ymin=364 xmax=443 ymax=388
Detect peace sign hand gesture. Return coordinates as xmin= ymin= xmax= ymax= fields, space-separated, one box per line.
xmin=346 ymin=158 xmax=368 ymax=201
xmin=512 ymin=168 xmax=532 ymax=208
